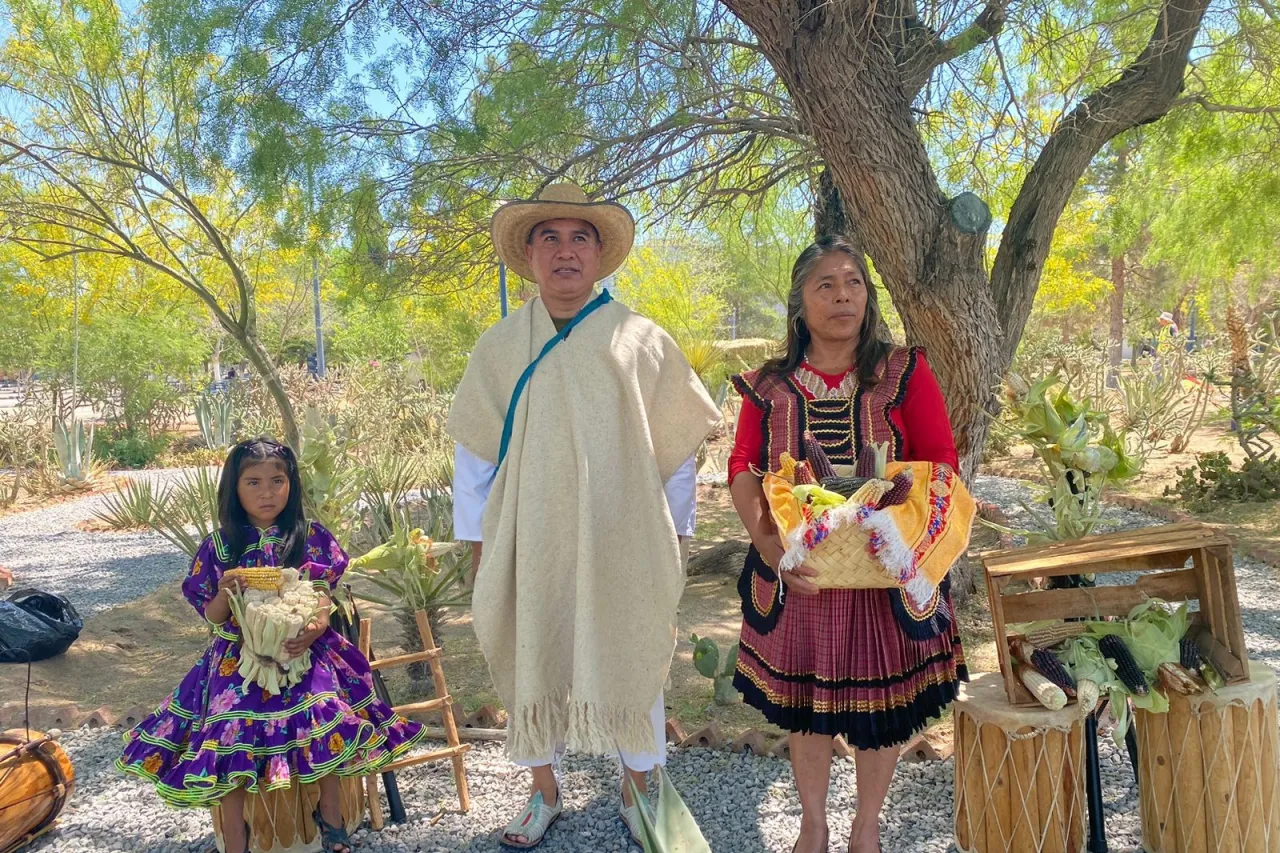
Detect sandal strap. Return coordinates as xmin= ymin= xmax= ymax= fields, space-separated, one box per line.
xmin=620 ymin=799 xmax=656 ymax=841
xmin=503 ymin=790 xmax=562 ymax=841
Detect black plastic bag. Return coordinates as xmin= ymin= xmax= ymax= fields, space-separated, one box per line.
xmin=0 ymin=588 xmax=83 ymax=663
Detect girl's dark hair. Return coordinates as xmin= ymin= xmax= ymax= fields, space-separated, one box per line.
xmin=760 ymin=235 xmax=893 ymax=385
xmin=217 ymin=437 xmax=307 ymax=567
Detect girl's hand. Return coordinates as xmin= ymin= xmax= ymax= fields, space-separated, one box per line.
xmin=284 ymin=613 xmax=328 ymax=657
xmin=216 ymin=574 xmax=246 ymax=597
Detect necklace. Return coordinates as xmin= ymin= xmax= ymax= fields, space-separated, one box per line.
xmin=795 ymin=358 xmax=857 ymax=400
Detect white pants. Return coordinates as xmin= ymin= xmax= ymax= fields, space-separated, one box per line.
xmin=512 ymin=692 xmax=668 ymax=773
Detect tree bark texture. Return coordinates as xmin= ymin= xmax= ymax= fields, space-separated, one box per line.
xmin=720 ymin=0 xmax=1210 ymax=478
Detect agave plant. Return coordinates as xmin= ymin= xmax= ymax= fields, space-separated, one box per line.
xmin=348 ymin=501 xmax=470 ymax=678
xmin=625 ymin=768 xmax=712 ymax=853
xmin=147 ymin=467 xmax=220 ymax=557
xmin=48 ymin=418 xmax=105 ymax=491
xmin=95 ymin=478 xmax=171 ymax=529
xmin=195 ymin=392 xmax=236 ymax=449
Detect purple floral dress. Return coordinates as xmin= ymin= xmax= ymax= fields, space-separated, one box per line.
xmin=117 ymin=523 xmax=427 ymax=807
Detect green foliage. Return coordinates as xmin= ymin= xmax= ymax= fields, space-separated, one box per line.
xmin=1165 ymin=452 xmax=1280 ymax=512
xmin=995 ymin=373 xmax=1141 ymax=543
xmin=625 ymin=767 xmax=712 ymax=853
xmin=94 ymin=478 xmax=168 ymax=529
xmin=614 ymin=244 xmax=729 ymax=346
xmin=348 ymin=503 xmax=470 ymax=617
xmin=148 ymin=467 xmax=221 ymax=558
xmin=195 ymin=393 xmax=237 ymax=450
xmin=94 ymin=428 xmax=173 ymax=469
xmin=688 ymin=633 xmax=740 ymax=707
xmin=51 ymin=418 xmax=103 ymax=488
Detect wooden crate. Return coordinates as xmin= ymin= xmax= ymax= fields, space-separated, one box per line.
xmin=982 ymin=522 xmax=1249 ymax=708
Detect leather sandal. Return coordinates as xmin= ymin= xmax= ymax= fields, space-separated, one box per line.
xmin=499 ymin=789 xmax=563 ymax=849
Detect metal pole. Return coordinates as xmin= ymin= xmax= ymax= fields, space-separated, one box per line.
xmin=312 ymin=254 xmax=326 ymax=377
xmin=71 ymin=255 xmax=79 ymax=419
xmin=499 ymin=261 xmax=509 ymax=318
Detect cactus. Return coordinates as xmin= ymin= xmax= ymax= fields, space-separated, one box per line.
xmin=690 ymin=633 xmax=741 ymax=706
xmin=195 ymin=392 xmax=236 ymax=449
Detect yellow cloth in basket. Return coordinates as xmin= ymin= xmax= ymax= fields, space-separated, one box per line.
xmin=765 ymin=461 xmax=975 ymax=607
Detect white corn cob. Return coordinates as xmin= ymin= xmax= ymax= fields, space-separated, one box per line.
xmin=1020 ymin=665 xmax=1068 ymax=710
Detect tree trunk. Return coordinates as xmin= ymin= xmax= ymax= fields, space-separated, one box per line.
xmin=237 ymin=331 xmax=302 ymax=449
xmin=1108 ymin=255 xmax=1126 ymax=388
xmin=814 ymin=166 xmax=848 ymax=239
xmin=211 ymin=334 xmax=223 ymax=383
xmin=721 ymin=0 xmax=1209 ymax=479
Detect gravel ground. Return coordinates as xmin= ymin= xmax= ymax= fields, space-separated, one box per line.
xmin=0 ymin=470 xmax=195 ymax=616
xmin=13 ymin=474 xmax=1280 ymax=852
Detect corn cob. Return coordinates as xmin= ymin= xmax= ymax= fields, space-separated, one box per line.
xmin=820 ymin=475 xmax=870 ymax=497
xmin=1018 ymin=664 xmax=1068 ymax=710
xmin=1099 ymin=635 xmax=1149 ymax=695
xmin=1026 ymin=621 xmax=1089 ymax=649
xmin=793 ymin=461 xmax=815 ymax=485
xmin=778 ymin=453 xmax=798 ymax=482
xmin=855 ymin=441 xmax=889 ymax=479
xmin=803 ymin=431 xmax=838 ymax=482
xmin=1011 ymin=638 xmax=1076 ymax=696
xmin=225 ymin=567 xmax=284 ymax=591
xmin=1200 ymin=661 xmax=1225 ymax=690
xmin=1077 ymin=678 xmax=1101 ymax=712
xmin=1180 ymin=636 xmax=1203 ymax=671
xmin=876 ymin=469 xmax=915 ymax=510
xmin=1157 ymin=662 xmax=1203 ymax=696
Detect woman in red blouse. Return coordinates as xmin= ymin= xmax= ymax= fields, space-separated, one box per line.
xmin=729 ymin=236 xmax=967 ymax=853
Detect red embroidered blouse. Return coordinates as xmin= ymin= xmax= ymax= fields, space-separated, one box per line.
xmin=727 ymin=352 xmax=958 ymax=481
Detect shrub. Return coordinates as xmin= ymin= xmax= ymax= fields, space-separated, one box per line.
xmin=95 ymin=429 xmax=173 ymax=469
xmin=1165 ymin=451 xmax=1280 ymax=512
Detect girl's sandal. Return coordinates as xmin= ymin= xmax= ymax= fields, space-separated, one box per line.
xmin=498 ymin=789 xmax=563 ymax=850
xmin=311 ymin=807 xmax=353 ymax=853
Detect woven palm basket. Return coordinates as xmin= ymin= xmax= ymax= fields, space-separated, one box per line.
xmin=765 ymin=460 xmax=975 ymax=604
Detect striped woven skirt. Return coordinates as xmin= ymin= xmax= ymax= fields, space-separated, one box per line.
xmin=733 ymin=550 xmax=967 ymax=750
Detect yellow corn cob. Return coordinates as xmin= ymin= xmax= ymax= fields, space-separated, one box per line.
xmin=225 ymin=567 xmax=284 ymax=591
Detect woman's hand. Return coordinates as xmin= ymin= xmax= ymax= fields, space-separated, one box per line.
xmin=780 ymin=562 xmax=820 ymax=596
xmin=284 ymin=610 xmax=329 ymax=657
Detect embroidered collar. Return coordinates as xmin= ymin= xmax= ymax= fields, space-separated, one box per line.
xmin=795 ymin=360 xmax=857 ymax=400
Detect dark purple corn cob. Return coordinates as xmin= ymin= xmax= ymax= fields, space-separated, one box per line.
xmin=1180 ymin=636 xmax=1203 ymax=671
xmin=803 ymin=431 xmax=838 ymax=481
xmin=793 ymin=461 xmax=814 ymax=485
xmin=1099 ymin=634 xmax=1149 ymax=695
xmin=876 ymin=469 xmax=915 ymax=509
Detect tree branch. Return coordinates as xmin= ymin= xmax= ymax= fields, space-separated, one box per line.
xmin=991 ymin=0 xmax=1211 ymax=362
xmin=897 ymin=0 xmax=1009 ymax=99
xmin=1174 ymin=94 xmax=1280 ymax=115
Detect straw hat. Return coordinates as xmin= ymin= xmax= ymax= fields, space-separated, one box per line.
xmin=490 ymin=182 xmax=635 ymax=283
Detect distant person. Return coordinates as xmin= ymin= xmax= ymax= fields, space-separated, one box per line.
xmin=118 ymin=438 xmax=426 ymax=853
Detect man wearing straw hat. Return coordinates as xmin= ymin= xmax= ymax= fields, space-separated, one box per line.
xmin=447 ymin=182 xmax=720 ymax=849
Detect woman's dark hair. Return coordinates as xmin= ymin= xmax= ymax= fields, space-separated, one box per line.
xmin=217 ymin=437 xmax=307 ymax=567
xmin=760 ymin=235 xmax=893 ymax=385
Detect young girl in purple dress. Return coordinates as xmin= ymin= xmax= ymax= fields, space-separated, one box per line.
xmin=118 ymin=438 xmax=427 ymax=853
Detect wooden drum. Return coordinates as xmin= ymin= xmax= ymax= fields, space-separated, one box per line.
xmin=212 ymin=776 xmax=364 ymax=853
xmin=953 ymin=673 xmax=1086 ymax=853
xmin=0 ymin=729 xmax=75 ymax=853
xmin=1135 ymin=661 xmax=1279 ymax=853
